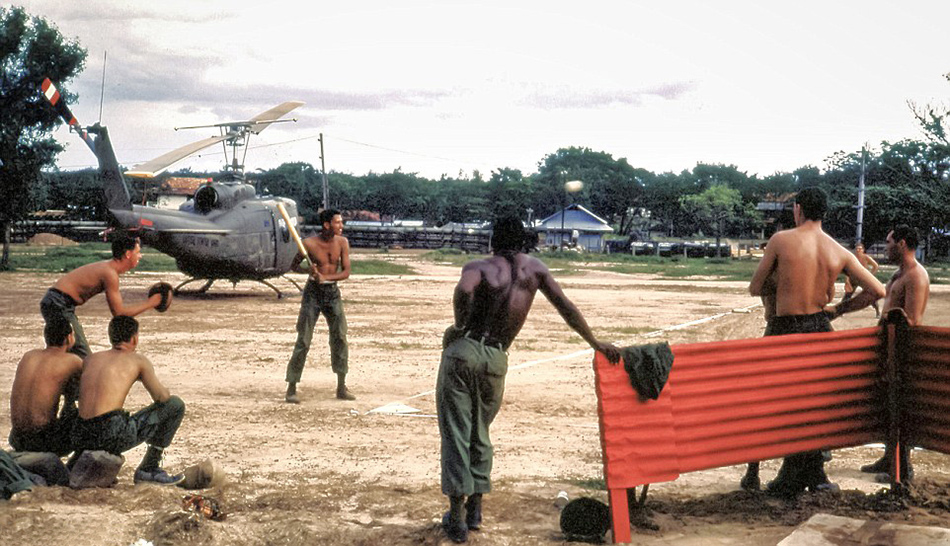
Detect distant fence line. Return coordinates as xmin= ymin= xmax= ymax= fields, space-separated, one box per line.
xmin=11 ymin=219 xmax=492 ymax=253
xmin=301 ymin=224 xmax=492 ymax=253
xmin=13 ymin=220 xmax=763 ymax=258
xmin=11 ymin=219 xmax=108 ymax=243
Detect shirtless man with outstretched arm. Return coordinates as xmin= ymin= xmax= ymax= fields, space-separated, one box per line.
xmin=284 ymin=208 xmax=354 ymax=402
xmin=437 ymin=215 xmax=620 ymax=543
xmin=9 ymin=317 xmax=82 ymax=460
xmin=860 ymin=224 xmax=930 ymax=482
xmin=843 ymin=242 xmax=881 ymax=317
xmin=41 ymin=234 xmax=165 ymax=359
xmin=742 ymin=187 xmax=886 ymax=497
xmin=70 ymin=316 xmax=185 ymax=485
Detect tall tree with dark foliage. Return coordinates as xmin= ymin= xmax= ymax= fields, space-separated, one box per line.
xmin=0 ymin=6 xmax=85 ymax=268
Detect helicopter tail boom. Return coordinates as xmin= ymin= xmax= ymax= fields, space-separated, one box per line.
xmin=41 ymin=78 xmax=132 ymax=213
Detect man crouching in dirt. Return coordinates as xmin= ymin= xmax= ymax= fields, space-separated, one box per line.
xmin=436 ymin=215 xmax=620 ymax=543
xmin=70 ymin=316 xmax=185 ymax=485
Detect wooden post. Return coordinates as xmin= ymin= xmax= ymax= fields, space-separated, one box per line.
xmin=884 ymin=309 xmax=909 ymax=492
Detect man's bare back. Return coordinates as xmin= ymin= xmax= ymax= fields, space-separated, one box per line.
xmin=455 ymin=251 xmax=618 ymax=358
xmin=78 ymin=346 xmax=170 ymax=419
xmin=10 ymin=348 xmax=82 ymax=431
xmin=751 ymin=221 xmax=884 ymax=316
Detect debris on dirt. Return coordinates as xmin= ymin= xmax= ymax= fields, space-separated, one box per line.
xmin=646 ymin=479 xmax=950 ymax=529
xmin=182 ymin=494 xmax=227 ymax=521
xmin=145 ymin=508 xmax=212 ymax=546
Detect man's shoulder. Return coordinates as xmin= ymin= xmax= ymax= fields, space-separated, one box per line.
xmin=88 ymin=348 xmax=144 ymax=364
xmin=16 ymin=349 xmax=44 ymax=369
xmin=93 ymin=259 xmax=121 ymax=281
xmin=766 ymin=229 xmax=794 ymax=249
xmin=306 ymin=234 xmax=348 ymax=247
xmin=462 ymin=256 xmax=492 ymax=270
xmin=45 ymin=348 xmax=82 ymax=366
xmin=909 ymin=261 xmax=931 ymax=284
xmin=62 ymin=351 xmax=84 ymax=369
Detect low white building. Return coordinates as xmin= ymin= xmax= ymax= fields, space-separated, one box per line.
xmin=536 ymin=204 xmax=613 ymax=251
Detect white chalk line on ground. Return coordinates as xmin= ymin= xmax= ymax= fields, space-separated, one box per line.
xmin=367 ymin=302 xmax=763 ymax=416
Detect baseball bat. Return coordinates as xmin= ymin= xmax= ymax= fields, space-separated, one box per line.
xmin=276 ymin=202 xmax=311 ymax=264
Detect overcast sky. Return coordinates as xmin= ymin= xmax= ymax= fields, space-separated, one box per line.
xmin=18 ymin=0 xmax=950 ymax=180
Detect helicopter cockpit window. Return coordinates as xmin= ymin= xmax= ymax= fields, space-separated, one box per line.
xmin=278 ymin=218 xmax=290 ymax=243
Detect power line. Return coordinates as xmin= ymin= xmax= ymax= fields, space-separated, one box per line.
xmin=330 ymin=135 xmax=466 ymax=165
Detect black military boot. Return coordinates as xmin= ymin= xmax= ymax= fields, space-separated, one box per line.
xmin=740 ymin=462 xmax=761 ymax=491
xmin=465 ymin=493 xmax=482 ymax=531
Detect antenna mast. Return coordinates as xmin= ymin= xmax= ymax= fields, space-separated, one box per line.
xmin=98 ymin=51 xmax=107 ymax=122
xmin=855 ymin=145 xmax=867 ymax=244
xmin=319 ymin=133 xmax=329 ymax=209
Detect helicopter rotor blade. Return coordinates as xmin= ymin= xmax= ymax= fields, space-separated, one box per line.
xmin=125 ymin=134 xmax=230 ymax=178
xmin=41 ymin=78 xmax=96 ymax=154
xmin=127 ymin=101 xmax=304 ymax=178
xmin=174 ymin=101 xmax=304 ymax=134
xmin=247 ymin=101 xmax=304 ymax=134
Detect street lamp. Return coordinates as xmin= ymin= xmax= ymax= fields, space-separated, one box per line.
xmin=562 ymin=180 xmax=583 ymax=249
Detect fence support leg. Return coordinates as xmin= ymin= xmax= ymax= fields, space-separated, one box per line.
xmin=883 ymin=309 xmax=909 ymax=494
xmin=608 ymin=487 xmax=631 ymax=544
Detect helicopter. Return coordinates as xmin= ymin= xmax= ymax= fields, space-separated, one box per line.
xmin=41 ymin=77 xmax=309 ymax=298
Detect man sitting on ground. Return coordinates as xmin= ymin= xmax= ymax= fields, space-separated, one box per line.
xmin=70 ymin=315 xmax=185 ymax=485
xmin=9 ymin=317 xmax=82 ymax=457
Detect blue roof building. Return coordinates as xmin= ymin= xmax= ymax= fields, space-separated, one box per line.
xmin=536 ymin=204 xmax=613 ymax=251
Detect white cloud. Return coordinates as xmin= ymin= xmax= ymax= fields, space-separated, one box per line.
xmin=17 ymin=0 xmax=950 ymax=179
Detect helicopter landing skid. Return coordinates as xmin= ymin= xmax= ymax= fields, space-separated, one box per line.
xmin=173 ymin=276 xmax=302 ymax=299
xmin=174 ymin=278 xmax=216 ymax=294
xmin=281 ymin=275 xmax=305 ymax=293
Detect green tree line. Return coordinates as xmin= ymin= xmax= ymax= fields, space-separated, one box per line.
xmin=33 ymin=139 xmax=950 ymax=255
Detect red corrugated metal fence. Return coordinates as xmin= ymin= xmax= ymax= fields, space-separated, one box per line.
xmin=593 ymin=318 xmax=950 ymax=544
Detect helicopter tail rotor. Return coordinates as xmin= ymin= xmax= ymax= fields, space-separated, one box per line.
xmin=41 ymin=78 xmax=96 ymax=154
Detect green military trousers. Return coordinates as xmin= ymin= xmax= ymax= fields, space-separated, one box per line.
xmin=285 ymin=281 xmax=349 ymax=383
xmin=437 ymin=331 xmax=508 ymax=497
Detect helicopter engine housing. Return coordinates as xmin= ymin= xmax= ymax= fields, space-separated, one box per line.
xmin=194 ymin=183 xmax=257 ymax=213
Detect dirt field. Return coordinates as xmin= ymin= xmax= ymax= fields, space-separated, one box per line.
xmin=1 ymin=249 xmax=949 ymax=545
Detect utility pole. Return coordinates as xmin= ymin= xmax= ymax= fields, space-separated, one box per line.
xmin=855 ymin=145 xmax=867 ymax=245
xmin=319 ymin=133 xmax=329 ymax=210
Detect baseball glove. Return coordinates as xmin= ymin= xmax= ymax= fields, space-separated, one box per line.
xmin=148 ymin=281 xmax=173 ymax=312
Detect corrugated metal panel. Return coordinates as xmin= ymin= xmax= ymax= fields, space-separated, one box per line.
xmin=594 ymin=326 xmax=883 ymax=490
xmin=905 ymin=325 xmax=950 ymax=454
xmin=595 ymin=322 xmax=950 ymax=544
